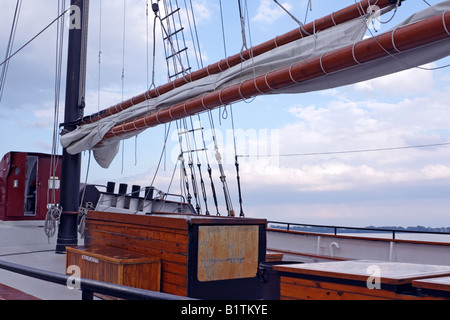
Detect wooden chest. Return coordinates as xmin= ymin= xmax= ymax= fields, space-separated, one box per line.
xmin=66 ymin=246 xmax=161 ymax=292
xmin=84 ymin=211 xmax=267 ymax=299
xmin=413 ymin=276 xmax=450 ymax=299
xmin=273 ymin=260 xmax=450 ymax=300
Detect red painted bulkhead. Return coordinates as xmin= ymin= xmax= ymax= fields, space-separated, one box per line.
xmin=0 ymin=152 xmax=61 ymax=221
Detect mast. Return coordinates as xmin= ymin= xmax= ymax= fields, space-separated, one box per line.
xmin=56 ymin=0 xmax=89 ymax=254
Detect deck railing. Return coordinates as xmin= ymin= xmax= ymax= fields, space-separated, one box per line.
xmin=0 ymin=258 xmax=196 ymax=300
xmin=268 ymin=221 xmax=450 ymax=240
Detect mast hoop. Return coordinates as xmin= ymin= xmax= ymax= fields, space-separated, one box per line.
xmin=319 ymin=53 xmax=329 ymax=75
xmin=201 ymin=94 xmax=209 ymax=111
xmin=155 ymin=109 xmax=163 ymax=124
xmin=217 ymin=60 xmax=225 ymax=72
xmin=225 ymin=57 xmax=232 ymax=69
xmin=264 ymin=74 xmax=275 ymax=91
xmin=443 ymin=12 xmax=450 ymax=37
xmin=274 ymin=36 xmax=279 ymax=47
xmin=132 ymin=119 xmax=139 ymax=131
xmin=391 ymin=28 xmax=401 ymax=53
xmin=330 ymin=12 xmax=337 ymax=26
xmin=253 ymin=78 xmax=265 ymax=94
xmin=218 ymin=88 xmax=227 ymax=106
xmin=183 ymin=102 xmax=190 ymax=117
xmin=206 ymin=64 xmax=212 ymax=76
xmin=168 ymin=106 xmax=176 ymax=120
xmin=238 ymin=82 xmax=246 ymax=100
xmin=288 ymin=64 xmax=300 ymax=84
xmin=352 ymin=44 xmax=362 ymax=64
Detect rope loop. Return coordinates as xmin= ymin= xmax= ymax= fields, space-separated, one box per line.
xmin=443 ymin=12 xmax=450 ymax=37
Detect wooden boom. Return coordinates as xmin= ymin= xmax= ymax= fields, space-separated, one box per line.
xmin=81 ymin=0 xmax=402 ymax=125
xmin=99 ymin=11 xmax=450 ymax=145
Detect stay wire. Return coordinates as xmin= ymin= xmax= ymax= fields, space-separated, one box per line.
xmin=120 ymin=0 xmax=127 ymax=174
xmin=176 ymin=120 xmax=193 ymax=206
xmin=97 ymin=0 xmax=103 ymax=112
xmin=230 ymin=105 xmax=245 ymax=217
xmin=182 ymin=118 xmax=201 ymax=214
xmin=204 ymin=113 xmax=221 ymax=215
xmin=189 ymin=116 xmax=210 ymax=215
xmin=238 ymin=142 xmax=450 ymax=158
xmin=0 ymin=0 xmax=22 ymax=103
xmin=0 ymin=0 xmax=81 ymax=69
xmin=48 ymin=0 xmax=66 ymax=209
xmin=219 ymin=0 xmax=228 ymax=57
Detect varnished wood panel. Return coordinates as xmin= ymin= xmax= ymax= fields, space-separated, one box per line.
xmin=413 ymin=276 xmax=450 ymax=292
xmin=197 ymin=225 xmax=259 ymax=282
xmin=84 ymin=212 xmax=190 ymax=296
xmin=84 ymin=211 xmax=267 ymax=299
xmin=279 ymin=276 xmax=441 ymax=300
xmin=87 ymin=211 xmax=189 ymax=231
xmin=280 ymin=279 xmax=388 ymax=300
xmin=66 ymin=246 xmax=161 ymax=292
xmin=274 ymin=260 xmax=450 ymax=286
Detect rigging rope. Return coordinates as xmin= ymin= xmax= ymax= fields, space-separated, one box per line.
xmin=189 ymin=117 xmax=210 ymax=215
xmin=182 ymin=118 xmax=201 ymax=214
xmin=237 ymin=0 xmax=248 ymax=51
xmin=230 ymin=105 xmax=245 ymax=218
xmin=120 ymin=0 xmax=127 ymax=174
xmin=238 ymin=142 xmax=450 ymax=158
xmin=362 ymin=2 xmax=450 ymax=72
xmin=0 ymin=0 xmax=21 ymax=98
xmin=176 ymin=120 xmax=193 ymax=207
xmin=208 ymin=109 xmax=234 ymax=217
xmin=77 ymin=150 xmax=92 ymax=239
xmin=46 ymin=0 xmax=66 ymax=241
xmin=273 ymin=0 xmax=303 ymax=26
xmin=0 ymin=0 xmax=77 ymax=69
xmin=0 ymin=0 xmax=22 ymax=103
xmin=97 ymin=0 xmax=103 ymax=112
xmin=219 ymin=0 xmax=228 ymax=58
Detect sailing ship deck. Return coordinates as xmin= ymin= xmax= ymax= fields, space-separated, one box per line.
xmin=1 ymin=218 xmax=450 ymax=300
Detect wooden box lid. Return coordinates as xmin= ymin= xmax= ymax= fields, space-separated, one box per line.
xmin=66 ymin=246 xmax=160 ymax=265
xmin=273 ymin=260 xmax=450 ymax=286
xmin=413 ymin=276 xmax=450 ymax=292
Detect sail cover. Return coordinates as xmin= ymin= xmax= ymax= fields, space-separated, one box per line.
xmin=61 ymin=2 xmax=450 ymax=168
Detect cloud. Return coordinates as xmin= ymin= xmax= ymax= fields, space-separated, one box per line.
xmin=252 ymin=0 xmax=293 ymax=25
xmin=233 ymin=68 xmax=450 ymax=198
xmin=353 ymin=63 xmax=436 ymax=96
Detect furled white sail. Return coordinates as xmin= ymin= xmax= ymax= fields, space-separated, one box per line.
xmin=61 ymin=2 xmax=450 ymax=168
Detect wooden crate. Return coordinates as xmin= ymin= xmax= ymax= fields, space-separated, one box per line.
xmin=266 ymin=253 xmax=284 ymax=262
xmin=66 ymin=246 xmax=161 ymax=292
xmin=84 ymin=211 xmax=267 ymax=299
xmin=413 ymin=276 xmax=450 ymax=299
xmin=273 ymin=260 xmax=450 ymax=300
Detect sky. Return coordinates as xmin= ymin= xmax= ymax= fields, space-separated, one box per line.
xmin=1 ymin=0 xmax=450 ymax=228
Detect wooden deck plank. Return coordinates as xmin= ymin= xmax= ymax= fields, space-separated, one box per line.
xmin=0 ymin=283 xmax=40 ymax=300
